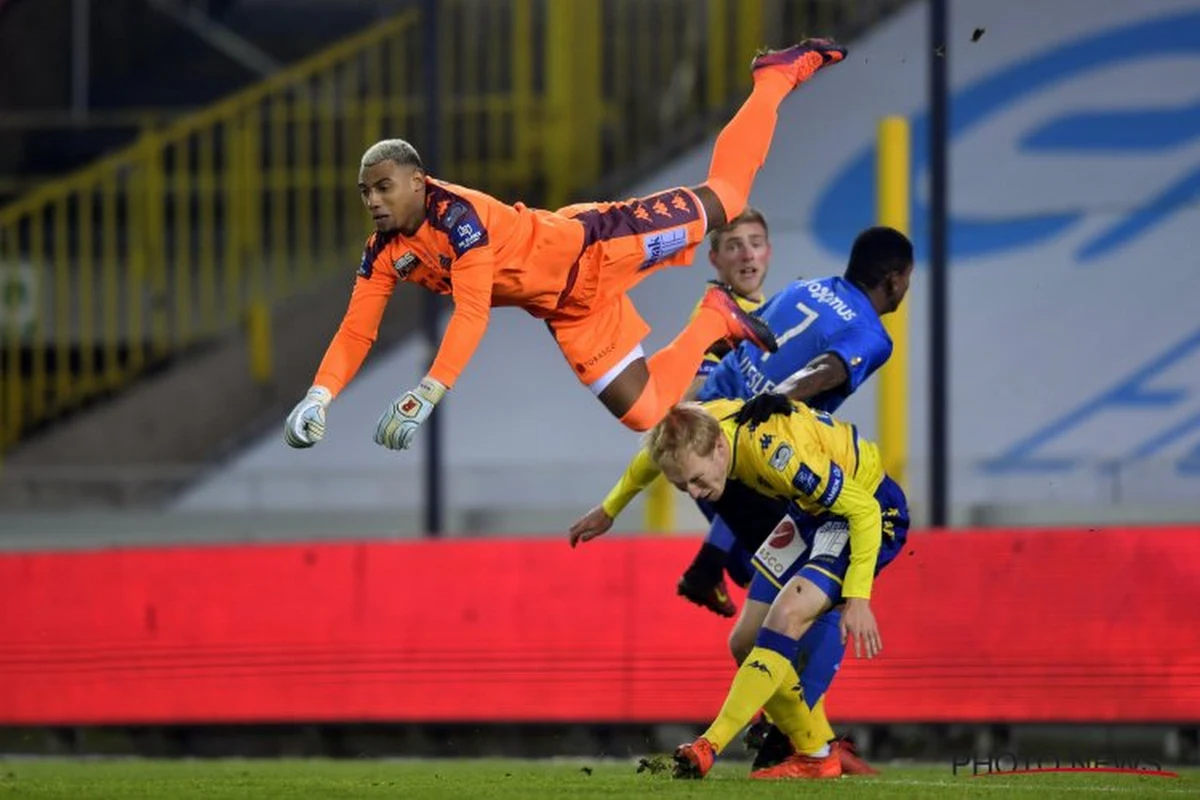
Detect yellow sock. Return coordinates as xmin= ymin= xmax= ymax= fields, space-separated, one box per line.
xmin=762 ymin=693 xmax=836 ymax=755
xmin=702 ymin=647 xmax=798 ymax=752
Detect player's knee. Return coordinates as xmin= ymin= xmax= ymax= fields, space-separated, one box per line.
xmin=696 ymin=180 xmax=741 ymax=229
xmin=764 ymin=578 xmax=827 ymax=638
xmin=596 ymin=355 xmax=651 ymax=424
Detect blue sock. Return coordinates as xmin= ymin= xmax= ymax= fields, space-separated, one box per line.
xmin=756 ymin=627 xmax=802 ymax=662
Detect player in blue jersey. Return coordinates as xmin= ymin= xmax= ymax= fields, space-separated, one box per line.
xmin=679 ymin=225 xmax=913 ymax=617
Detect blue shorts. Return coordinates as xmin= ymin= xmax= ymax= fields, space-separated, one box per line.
xmin=748 ymin=475 xmax=909 ymax=606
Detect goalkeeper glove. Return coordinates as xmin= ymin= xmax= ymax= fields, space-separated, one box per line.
xmin=374 ymin=376 xmax=447 ymax=451
xmin=734 ymin=392 xmax=796 ymax=427
xmin=284 ymin=386 xmax=332 ymax=448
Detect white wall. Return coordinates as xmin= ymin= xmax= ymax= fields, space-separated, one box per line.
xmin=179 ymin=0 xmax=1200 ymax=528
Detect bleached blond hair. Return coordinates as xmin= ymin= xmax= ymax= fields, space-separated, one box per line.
xmin=360 ymin=138 xmax=423 ymax=171
xmin=644 ymin=402 xmax=722 ymax=474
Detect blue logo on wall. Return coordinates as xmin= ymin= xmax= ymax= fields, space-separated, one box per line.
xmin=812 ymin=10 xmax=1200 ymax=264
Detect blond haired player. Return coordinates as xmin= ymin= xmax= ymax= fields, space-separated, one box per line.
xmin=572 ymin=394 xmax=908 ymax=779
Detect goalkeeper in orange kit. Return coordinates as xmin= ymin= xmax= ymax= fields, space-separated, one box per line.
xmin=284 ymin=40 xmax=846 ymax=451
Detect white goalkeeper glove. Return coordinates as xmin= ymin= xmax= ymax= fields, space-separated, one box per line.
xmin=284 ymin=386 xmax=332 ymax=448
xmin=374 ymin=376 xmax=447 ymax=451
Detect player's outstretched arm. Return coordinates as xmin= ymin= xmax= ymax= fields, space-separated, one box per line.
xmin=285 ymin=268 xmax=396 ymax=448
xmin=568 ymin=506 xmax=614 ymax=548
xmin=374 ymin=247 xmax=494 ymax=451
xmin=569 ymin=448 xmax=662 ymax=547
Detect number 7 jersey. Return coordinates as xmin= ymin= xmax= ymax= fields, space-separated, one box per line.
xmin=698 ymin=276 xmax=892 ymax=413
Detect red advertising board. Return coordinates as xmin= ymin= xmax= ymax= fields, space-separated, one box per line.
xmin=1 ymin=528 xmax=1198 ymax=725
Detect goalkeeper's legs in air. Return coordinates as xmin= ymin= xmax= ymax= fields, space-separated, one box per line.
xmin=550 ymin=39 xmax=846 ymax=433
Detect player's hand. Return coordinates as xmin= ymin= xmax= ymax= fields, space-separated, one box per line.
xmin=569 ymin=506 xmax=614 ymax=548
xmin=734 ymin=392 xmax=795 ymax=426
xmin=284 ymin=386 xmax=332 ymax=448
xmin=840 ymin=598 xmax=882 ymax=659
xmin=374 ymin=377 xmax=447 ymax=451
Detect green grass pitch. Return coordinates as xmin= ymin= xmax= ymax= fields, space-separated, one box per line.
xmin=0 ymin=758 xmax=1195 ymax=799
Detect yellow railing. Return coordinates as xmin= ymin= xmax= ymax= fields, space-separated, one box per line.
xmin=0 ymin=0 xmax=907 ymax=452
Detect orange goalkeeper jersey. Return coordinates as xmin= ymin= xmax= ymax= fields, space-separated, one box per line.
xmin=314 ymin=178 xmax=587 ymax=394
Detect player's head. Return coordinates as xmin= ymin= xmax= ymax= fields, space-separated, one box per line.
xmin=358 ymin=139 xmax=426 ymax=234
xmin=707 ymin=207 xmax=770 ymax=300
xmin=843 ymin=226 xmax=914 ymax=314
xmin=646 ymin=404 xmax=731 ymax=502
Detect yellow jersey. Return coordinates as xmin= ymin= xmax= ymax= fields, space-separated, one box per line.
xmin=602 ymin=397 xmax=886 ymax=599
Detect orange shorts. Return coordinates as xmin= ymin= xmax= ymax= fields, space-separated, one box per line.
xmin=548 ymin=186 xmax=708 ymax=387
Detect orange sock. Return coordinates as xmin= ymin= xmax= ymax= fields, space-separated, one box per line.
xmin=619 ymin=308 xmax=729 ymax=431
xmin=704 ymin=70 xmax=794 ymax=222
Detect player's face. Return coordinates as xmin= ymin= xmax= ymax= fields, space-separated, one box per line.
xmin=881 ymin=261 xmax=914 ymax=314
xmin=663 ymin=437 xmax=731 ymax=502
xmin=358 ymin=160 xmax=426 ymax=234
xmin=710 ymin=222 xmax=770 ymax=300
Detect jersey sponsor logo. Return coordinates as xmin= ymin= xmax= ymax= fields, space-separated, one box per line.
xmin=754 ymin=516 xmax=808 ymax=579
xmin=575 ymin=341 xmax=618 ymax=374
xmin=793 ymin=463 xmax=821 ymax=495
xmin=769 ymin=442 xmax=793 ymax=471
xmin=768 ymin=519 xmax=797 ymax=548
xmin=799 ymin=280 xmax=858 ymax=321
xmin=759 ymin=433 xmax=774 ymax=452
xmin=818 ymin=462 xmax=845 ymax=507
xmin=392 ymin=251 xmax=419 ymax=280
xmin=640 ymin=226 xmax=689 ymax=267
